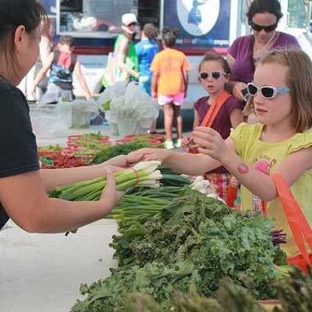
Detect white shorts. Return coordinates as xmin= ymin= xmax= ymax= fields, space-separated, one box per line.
xmin=158 ymin=93 xmax=185 ymax=106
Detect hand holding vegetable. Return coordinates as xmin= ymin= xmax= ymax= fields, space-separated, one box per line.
xmin=192 ymin=127 xmax=229 ymax=162
xmin=99 ymin=167 xmax=124 ymax=212
xmin=52 ymin=161 xmax=163 ymax=202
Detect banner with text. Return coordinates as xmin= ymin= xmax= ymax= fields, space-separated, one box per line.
xmin=163 ymin=0 xmax=230 ymax=49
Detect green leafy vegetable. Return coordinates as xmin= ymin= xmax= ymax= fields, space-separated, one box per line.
xmin=91 ymin=142 xmax=152 ymax=164
xmin=72 ymin=189 xmax=280 ymax=311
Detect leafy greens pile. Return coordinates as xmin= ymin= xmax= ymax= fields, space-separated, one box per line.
xmin=125 ymin=278 xmax=268 ymax=312
xmin=273 ymin=267 xmax=312 ymax=312
xmin=71 ymin=189 xmax=282 ymax=312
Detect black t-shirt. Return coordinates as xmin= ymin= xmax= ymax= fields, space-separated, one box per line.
xmin=0 ymin=77 xmax=40 ymax=229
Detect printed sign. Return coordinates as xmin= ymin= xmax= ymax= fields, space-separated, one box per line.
xmin=41 ymin=0 xmax=57 ymax=15
xmin=163 ymin=0 xmax=230 ymax=48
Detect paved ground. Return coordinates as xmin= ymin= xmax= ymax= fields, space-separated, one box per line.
xmin=0 ymin=219 xmax=118 ymax=312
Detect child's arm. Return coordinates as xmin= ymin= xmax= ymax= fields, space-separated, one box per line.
xmin=183 ymin=71 xmax=189 ymax=98
xmin=193 ymin=110 xmax=200 ymax=129
xmin=128 ymin=145 xmax=223 ymax=176
xmin=181 ymin=110 xmax=199 ymax=149
xmin=31 ymin=52 xmax=53 ymax=97
xmin=73 ymin=60 xmax=92 ymax=100
xmin=229 ymin=108 xmax=244 ymax=128
xmin=151 ymin=72 xmax=158 ymax=100
xmin=193 ymin=126 xmax=312 ymax=202
xmin=274 ymin=148 xmax=312 ymax=187
xmin=224 ymin=147 xmax=312 ymax=202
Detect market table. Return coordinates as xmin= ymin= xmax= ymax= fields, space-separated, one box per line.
xmin=35 ymin=123 xmax=115 ymax=147
xmin=0 ymin=219 xmax=118 ymax=312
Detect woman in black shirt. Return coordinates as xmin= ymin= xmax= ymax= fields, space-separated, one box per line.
xmin=0 ymin=0 xmax=139 ymax=233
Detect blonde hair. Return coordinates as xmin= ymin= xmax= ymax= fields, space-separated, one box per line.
xmin=259 ymin=48 xmax=312 ymax=132
xmin=243 ymin=96 xmax=254 ymax=117
xmin=243 ymin=97 xmax=259 ymax=124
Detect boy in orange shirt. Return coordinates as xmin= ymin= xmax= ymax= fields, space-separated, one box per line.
xmin=151 ymin=27 xmax=190 ymax=149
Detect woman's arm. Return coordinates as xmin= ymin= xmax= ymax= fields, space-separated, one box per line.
xmin=39 ymin=154 xmax=138 ymax=191
xmin=2 ymin=154 xmax=142 ymax=233
xmin=40 ymin=162 xmax=106 ymax=191
xmin=116 ymin=38 xmax=139 ymax=78
xmin=226 ymin=52 xmax=236 ymax=70
xmin=225 ymin=53 xmax=248 ymax=101
xmin=0 ymin=169 xmax=120 ymax=233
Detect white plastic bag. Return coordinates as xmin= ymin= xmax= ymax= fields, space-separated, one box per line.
xmin=68 ymin=99 xmax=99 ymax=128
xmin=124 ymin=82 xmax=159 ymax=129
xmin=108 ymin=81 xmax=159 ymax=136
xmin=106 ymin=94 xmax=126 ymax=135
xmin=97 ymin=81 xmax=128 ymax=112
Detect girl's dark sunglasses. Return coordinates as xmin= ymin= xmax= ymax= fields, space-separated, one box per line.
xmin=247 ymin=82 xmax=290 ymax=99
xmin=249 ymin=21 xmax=277 ymax=32
xmin=199 ymin=71 xmax=226 ymax=80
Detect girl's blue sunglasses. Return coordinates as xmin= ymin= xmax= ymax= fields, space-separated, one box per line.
xmin=247 ymin=82 xmax=290 ymax=99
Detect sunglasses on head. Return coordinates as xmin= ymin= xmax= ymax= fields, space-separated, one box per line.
xmin=199 ymin=71 xmax=226 ymax=80
xmin=247 ymin=82 xmax=290 ymax=99
xmin=249 ymin=21 xmax=277 ymax=32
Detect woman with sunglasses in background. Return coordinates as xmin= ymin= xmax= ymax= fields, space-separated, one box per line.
xmin=226 ymin=0 xmax=300 ymax=103
xmin=129 ymin=48 xmax=312 ymax=256
xmin=182 ymin=52 xmax=243 ymax=202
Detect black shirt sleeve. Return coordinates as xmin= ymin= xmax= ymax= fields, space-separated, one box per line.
xmin=0 ymin=81 xmax=40 ymax=229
